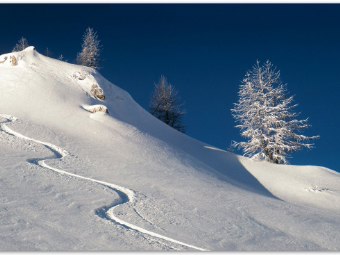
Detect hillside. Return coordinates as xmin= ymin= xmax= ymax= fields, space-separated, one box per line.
xmin=0 ymin=47 xmax=339 ymax=251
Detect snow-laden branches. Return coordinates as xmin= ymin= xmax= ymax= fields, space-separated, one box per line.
xmin=231 ymin=60 xmax=319 ymax=164
xmin=150 ymin=75 xmax=185 ymax=133
xmin=12 ymin=37 xmax=29 ymax=52
xmin=77 ymin=27 xmax=101 ymax=69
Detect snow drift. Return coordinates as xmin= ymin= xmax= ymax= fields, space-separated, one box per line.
xmin=0 ymin=47 xmax=339 ymax=251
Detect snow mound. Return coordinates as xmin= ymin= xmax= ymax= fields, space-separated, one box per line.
xmin=82 ymin=104 xmax=108 ymax=114
xmin=0 ymin=46 xmax=38 ymax=66
xmin=72 ymin=70 xmax=105 ymax=100
xmin=305 ymin=185 xmax=330 ymax=193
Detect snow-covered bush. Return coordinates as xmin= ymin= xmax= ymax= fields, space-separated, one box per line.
xmin=150 ymin=75 xmax=185 ymax=133
xmin=231 ymin=60 xmax=319 ymax=164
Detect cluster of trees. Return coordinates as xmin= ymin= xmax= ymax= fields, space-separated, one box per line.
xmin=152 ymin=61 xmax=319 ymax=165
xmin=11 ymin=30 xmax=186 ymax=133
xmin=12 ymin=27 xmax=101 ymax=69
xmin=11 ymin=30 xmax=318 ymax=165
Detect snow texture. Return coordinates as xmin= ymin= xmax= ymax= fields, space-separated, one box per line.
xmin=1 ymin=47 xmax=340 ymax=251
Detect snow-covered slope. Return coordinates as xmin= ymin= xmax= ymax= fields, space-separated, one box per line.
xmin=1 ymin=47 xmax=339 ymax=251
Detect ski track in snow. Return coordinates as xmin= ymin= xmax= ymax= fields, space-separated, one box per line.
xmin=0 ymin=114 xmax=208 ymax=252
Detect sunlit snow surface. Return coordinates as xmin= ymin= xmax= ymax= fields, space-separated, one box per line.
xmin=0 ymin=47 xmax=340 ymax=251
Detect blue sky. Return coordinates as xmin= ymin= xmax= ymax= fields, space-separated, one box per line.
xmin=0 ymin=4 xmax=339 ymax=171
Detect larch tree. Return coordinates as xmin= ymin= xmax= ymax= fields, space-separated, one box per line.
xmin=231 ymin=60 xmax=319 ymax=164
xmin=150 ymin=75 xmax=185 ymax=133
xmin=12 ymin=37 xmax=29 ymax=52
xmin=76 ymin=27 xmax=101 ymax=69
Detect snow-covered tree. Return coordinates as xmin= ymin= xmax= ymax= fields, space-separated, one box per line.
xmin=231 ymin=60 xmax=319 ymax=164
xmin=12 ymin=37 xmax=29 ymax=52
xmin=76 ymin=27 xmax=101 ymax=69
xmin=150 ymin=75 xmax=185 ymax=133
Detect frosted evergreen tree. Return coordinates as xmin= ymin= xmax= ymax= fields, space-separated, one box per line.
xmin=76 ymin=27 xmax=101 ymax=69
xmin=12 ymin=37 xmax=29 ymax=52
xmin=231 ymin=60 xmax=319 ymax=164
xmin=150 ymin=75 xmax=185 ymax=133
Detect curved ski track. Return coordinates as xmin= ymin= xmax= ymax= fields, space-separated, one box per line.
xmin=0 ymin=114 xmax=207 ymax=251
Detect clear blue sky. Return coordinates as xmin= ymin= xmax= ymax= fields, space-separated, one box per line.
xmin=0 ymin=4 xmax=339 ymax=172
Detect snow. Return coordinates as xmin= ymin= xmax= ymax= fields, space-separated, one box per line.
xmin=81 ymin=104 xmax=108 ymax=114
xmin=0 ymin=47 xmax=340 ymax=251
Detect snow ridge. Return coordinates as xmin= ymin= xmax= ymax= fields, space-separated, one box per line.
xmin=0 ymin=114 xmax=208 ymax=252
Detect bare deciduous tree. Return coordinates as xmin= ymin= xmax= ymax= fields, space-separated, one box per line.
xmin=12 ymin=37 xmax=29 ymax=52
xmin=150 ymin=75 xmax=185 ymax=133
xmin=76 ymin=27 xmax=101 ymax=69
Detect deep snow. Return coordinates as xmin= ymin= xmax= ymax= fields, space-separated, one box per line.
xmin=0 ymin=47 xmax=339 ymax=251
